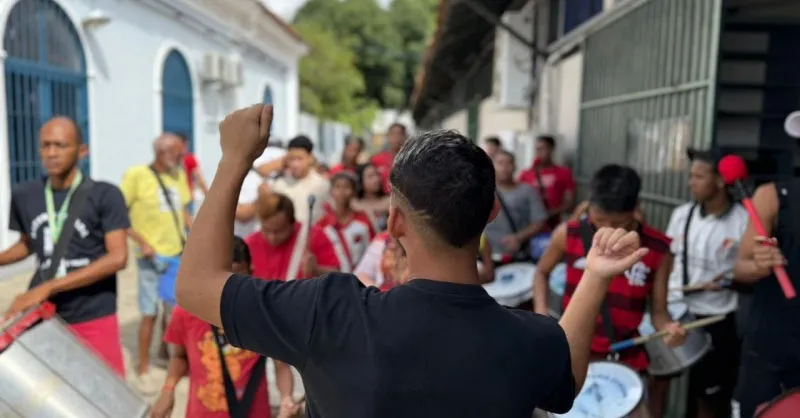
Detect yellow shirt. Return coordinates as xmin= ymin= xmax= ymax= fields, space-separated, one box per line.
xmin=121 ymin=165 xmax=191 ymax=257
xmin=480 ymin=234 xmax=487 ymax=252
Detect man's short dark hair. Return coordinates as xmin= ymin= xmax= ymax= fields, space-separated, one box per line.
xmin=389 ymin=123 xmax=407 ymax=134
xmin=589 ymin=164 xmax=641 ymax=214
xmin=536 ymin=135 xmax=556 ymax=148
xmin=232 ymin=236 xmax=251 ymax=265
xmin=390 ymin=130 xmax=495 ymax=248
xmin=485 ymin=136 xmax=501 ymax=147
xmin=288 ymin=135 xmax=313 ymax=153
xmin=687 ymin=147 xmax=721 ymax=173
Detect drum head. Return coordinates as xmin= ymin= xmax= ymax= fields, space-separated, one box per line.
xmin=554 ymin=362 xmax=644 ymax=418
xmin=549 ymin=263 xmax=567 ymax=295
xmin=483 ymin=263 xmax=535 ymax=299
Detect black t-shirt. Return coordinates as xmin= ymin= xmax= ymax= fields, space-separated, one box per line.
xmin=8 ymin=178 xmax=130 ymax=324
xmin=221 ymin=273 xmax=575 ymax=417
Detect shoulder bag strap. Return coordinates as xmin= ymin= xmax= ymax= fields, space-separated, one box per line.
xmin=682 ymin=203 xmax=698 ymax=287
xmin=149 ymin=166 xmax=186 ymax=249
xmin=285 ymin=223 xmax=310 ymax=281
xmin=211 ymin=326 xmax=266 ymax=418
xmin=42 ymin=177 xmax=95 ymax=281
xmin=495 ymin=191 xmax=520 ymax=233
xmin=578 ymin=219 xmax=617 ymax=346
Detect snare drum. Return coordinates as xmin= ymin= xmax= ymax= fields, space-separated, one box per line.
xmin=0 ymin=303 xmax=149 ymax=418
xmin=550 ymin=361 xmax=648 ymax=418
xmin=638 ymin=301 xmax=711 ymax=376
xmin=483 ymin=262 xmax=535 ymax=308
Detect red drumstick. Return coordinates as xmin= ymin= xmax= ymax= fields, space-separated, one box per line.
xmin=718 ymin=155 xmax=796 ymax=299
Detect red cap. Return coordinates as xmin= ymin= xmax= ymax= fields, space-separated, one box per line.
xmin=718 ymin=154 xmax=748 ymax=185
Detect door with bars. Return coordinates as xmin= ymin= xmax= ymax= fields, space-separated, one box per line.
xmin=161 ymin=50 xmax=194 ymax=152
xmin=4 ymin=0 xmax=89 ymax=186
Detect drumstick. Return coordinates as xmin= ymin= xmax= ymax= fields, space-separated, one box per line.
xmin=609 ymin=314 xmax=727 ymax=352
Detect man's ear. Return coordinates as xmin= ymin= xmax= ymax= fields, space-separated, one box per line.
xmin=387 ymin=206 xmax=406 ymax=240
xmin=78 ymin=143 xmax=89 ymax=160
xmin=487 ymin=197 xmax=501 ymax=224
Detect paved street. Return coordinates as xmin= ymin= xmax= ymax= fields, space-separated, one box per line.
xmin=0 ymin=249 xmax=304 ymax=417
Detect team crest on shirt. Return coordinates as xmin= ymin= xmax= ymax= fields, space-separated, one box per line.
xmin=625 ymin=262 xmax=650 ymax=287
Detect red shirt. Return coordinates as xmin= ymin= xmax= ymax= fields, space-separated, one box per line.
xmin=164 ymin=306 xmax=271 ymax=418
xmin=561 ymin=220 xmax=671 ymax=372
xmin=371 ymin=151 xmax=394 ymax=193
xmin=316 ymin=211 xmax=376 ymax=272
xmin=183 ymin=153 xmax=199 ymax=191
xmin=517 ymin=162 xmax=576 ymax=212
xmin=245 ymin=223 xmax=340 ymax=281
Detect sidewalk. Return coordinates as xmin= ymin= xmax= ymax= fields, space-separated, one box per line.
xmin=0 ymin=249 xmax=304 ymax=417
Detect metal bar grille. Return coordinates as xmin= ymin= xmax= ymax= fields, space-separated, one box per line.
xmin=4 ymin=0 xmax=89 ymax=186
xmin=576 ymin=0 xmax=723 ymax=231
xmin=161 ymin=50 xmax=194 ymax=152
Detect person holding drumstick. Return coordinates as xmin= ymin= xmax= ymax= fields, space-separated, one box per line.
xmin=175 ymin=105 xmax=658 ymax=417
xmin=533 ymin=164 xmax=686 ymax=418
xmin=1 ymin=117 xmax=130 ymax=377
xmin=733 ymin=178 xmax=800 ymax=418
xmin=664 ymin=149 xmax=748 ymax=418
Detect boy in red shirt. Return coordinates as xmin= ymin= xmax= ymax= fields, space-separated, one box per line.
xmin=371 ymin=123 xmax=406 ymax=193
xmin=246 ymin=191 xmax=341 ymax=281
xmin=150 ymin=237 xmax=300 ymax=418
xmin=316 ymin=172 xmax=376 ymax=272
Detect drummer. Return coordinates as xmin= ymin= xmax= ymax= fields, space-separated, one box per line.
xmin=485 ymin=150 xmax=548 ymax=259
xmin=532 ymin=164 xmax=685 ymax=417
xmin=1 ymin=117 xmax=129 ymax=376
xmin=244 ymin=190 xmax=341 ymax=281
xmin=664 ymin=149 xmax=748 ymax=418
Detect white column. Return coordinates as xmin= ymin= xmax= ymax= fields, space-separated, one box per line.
xmin=284 ymin=63 xmax=299 ymax=139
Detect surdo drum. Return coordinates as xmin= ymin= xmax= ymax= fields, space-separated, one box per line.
xmin=638 ymin=301 xmax=711 ymax=376
xmin=541 ymin=362 xmax=647 ymax=418
xmin=0 ymin=303 xmax=149 ymax=417
xmin=483 ymin=262 xmax=535 ymax=308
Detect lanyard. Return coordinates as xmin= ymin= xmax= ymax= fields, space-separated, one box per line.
xmin=45 ymin=171 xmax=83 ymax=261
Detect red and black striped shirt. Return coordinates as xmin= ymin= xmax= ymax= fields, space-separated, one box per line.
xmin=561 ymin=220 xmax=671 ymax=371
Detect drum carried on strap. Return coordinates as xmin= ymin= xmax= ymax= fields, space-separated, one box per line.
xmin=0 ymin=303 xmax=149 ymax=418
xmin=483 ymin=261 xmax=535 ymax=308
xmin=544 ymin=361 xmax=648 ymax=418
xmin=637 ymin=301 xmax=711 ymax=376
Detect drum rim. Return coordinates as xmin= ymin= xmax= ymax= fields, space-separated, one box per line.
xmin=560 ymin=360 xmax=644 ymax=418
xmin=755 ymin=388 xmax=800 ymax=417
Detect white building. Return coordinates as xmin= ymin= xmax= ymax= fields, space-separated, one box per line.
xmin=0 ymin=0 xmax=307 ymax=252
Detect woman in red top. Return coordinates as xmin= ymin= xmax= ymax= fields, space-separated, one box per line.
xmin=329 ymin=136 xmax=364 ymax=177
xmin=532 ymin=164 xmax=685 ymax=418
xmin=352 ymin=163 xmax=390 ymax=231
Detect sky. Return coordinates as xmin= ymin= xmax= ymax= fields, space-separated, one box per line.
xmin=261 ymin=0 xmax=393 ymax=21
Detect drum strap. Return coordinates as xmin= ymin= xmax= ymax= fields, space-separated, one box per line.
xmin=532 ymin=167 xmax=560 ymax=230
xmin=39 ymin=177 xmax=95 ymax=282
xmin=149 ymin=166 xmax=186 ymax=250
xmin=682 ymin=203 xmax=698 ymax=287
xmin=211 ymin=326 xmax=267 ymax=418
xmin=495 ymin=190 xmax=531 ymax=258
xmin=578 ymin=220 xmax=618 ymax=346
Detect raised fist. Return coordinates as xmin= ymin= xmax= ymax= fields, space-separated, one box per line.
xmin=218 ymin=104 xmax=273 ymax=165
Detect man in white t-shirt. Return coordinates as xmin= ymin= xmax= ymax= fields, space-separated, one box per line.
xmin=272 ymin=135 xmax=329 ymax=224
xmin=234 ymin=145 xmax=287 ymax=237
xmin=665 ymin=148 xmax=748 ymax=418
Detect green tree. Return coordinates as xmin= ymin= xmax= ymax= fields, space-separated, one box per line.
xmin=389 ymin=0 xmax=439 ymax=108
xmin=294 ymin=21 xmax=377 ymax=129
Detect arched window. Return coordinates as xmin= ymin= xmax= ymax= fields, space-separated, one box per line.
xmin=4 ymin=0 xmax=88 ymax=184
xmin=263 ymin=86 xmax=273 ymax=105
xmin=161 ymin=50 xmax=194 ymax=152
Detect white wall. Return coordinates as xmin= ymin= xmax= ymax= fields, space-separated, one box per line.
xmin=0 ymin=0 xmax=303 ymax=250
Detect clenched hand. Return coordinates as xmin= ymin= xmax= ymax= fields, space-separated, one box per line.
xmin=218 ymin=104 xmax=273 ymax=166
xmin=586 ymin=227 xmax=649 ymax=279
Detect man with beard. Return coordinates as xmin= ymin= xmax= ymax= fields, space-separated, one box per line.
xmin=174 ymin=105 xmax=656 ymax=418
xmin=122 ymin=133 xmax=193 ymax=392
xmin=1 ymin=116 xmax=129 ymax=377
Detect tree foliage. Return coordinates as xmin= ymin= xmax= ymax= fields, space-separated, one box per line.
xmin=293 ymin=0 xmax=437 ymax=123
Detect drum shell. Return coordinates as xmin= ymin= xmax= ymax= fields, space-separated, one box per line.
xmin=640 ymin=304 xmax=711 ymax=377
xmin=0 ymin=316 xmax=149 ymax=418
xmin=483 ymin=262 xmax=535 ymax=308
xmin=547 ymin=263 xmax=567 ymax=319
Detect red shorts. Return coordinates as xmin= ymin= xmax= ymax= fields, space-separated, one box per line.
xmin=68 ymin=314 xmax=125 ymax=377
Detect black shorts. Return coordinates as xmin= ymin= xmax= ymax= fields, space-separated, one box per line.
xmin=687 ymin=313 xmax=741 ymax=413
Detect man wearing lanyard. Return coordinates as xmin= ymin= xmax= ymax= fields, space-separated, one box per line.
xmin=664 ymin=149 xmax=748 ymax=418
xmin=1 ymin=117 xmax=130 ymax=376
